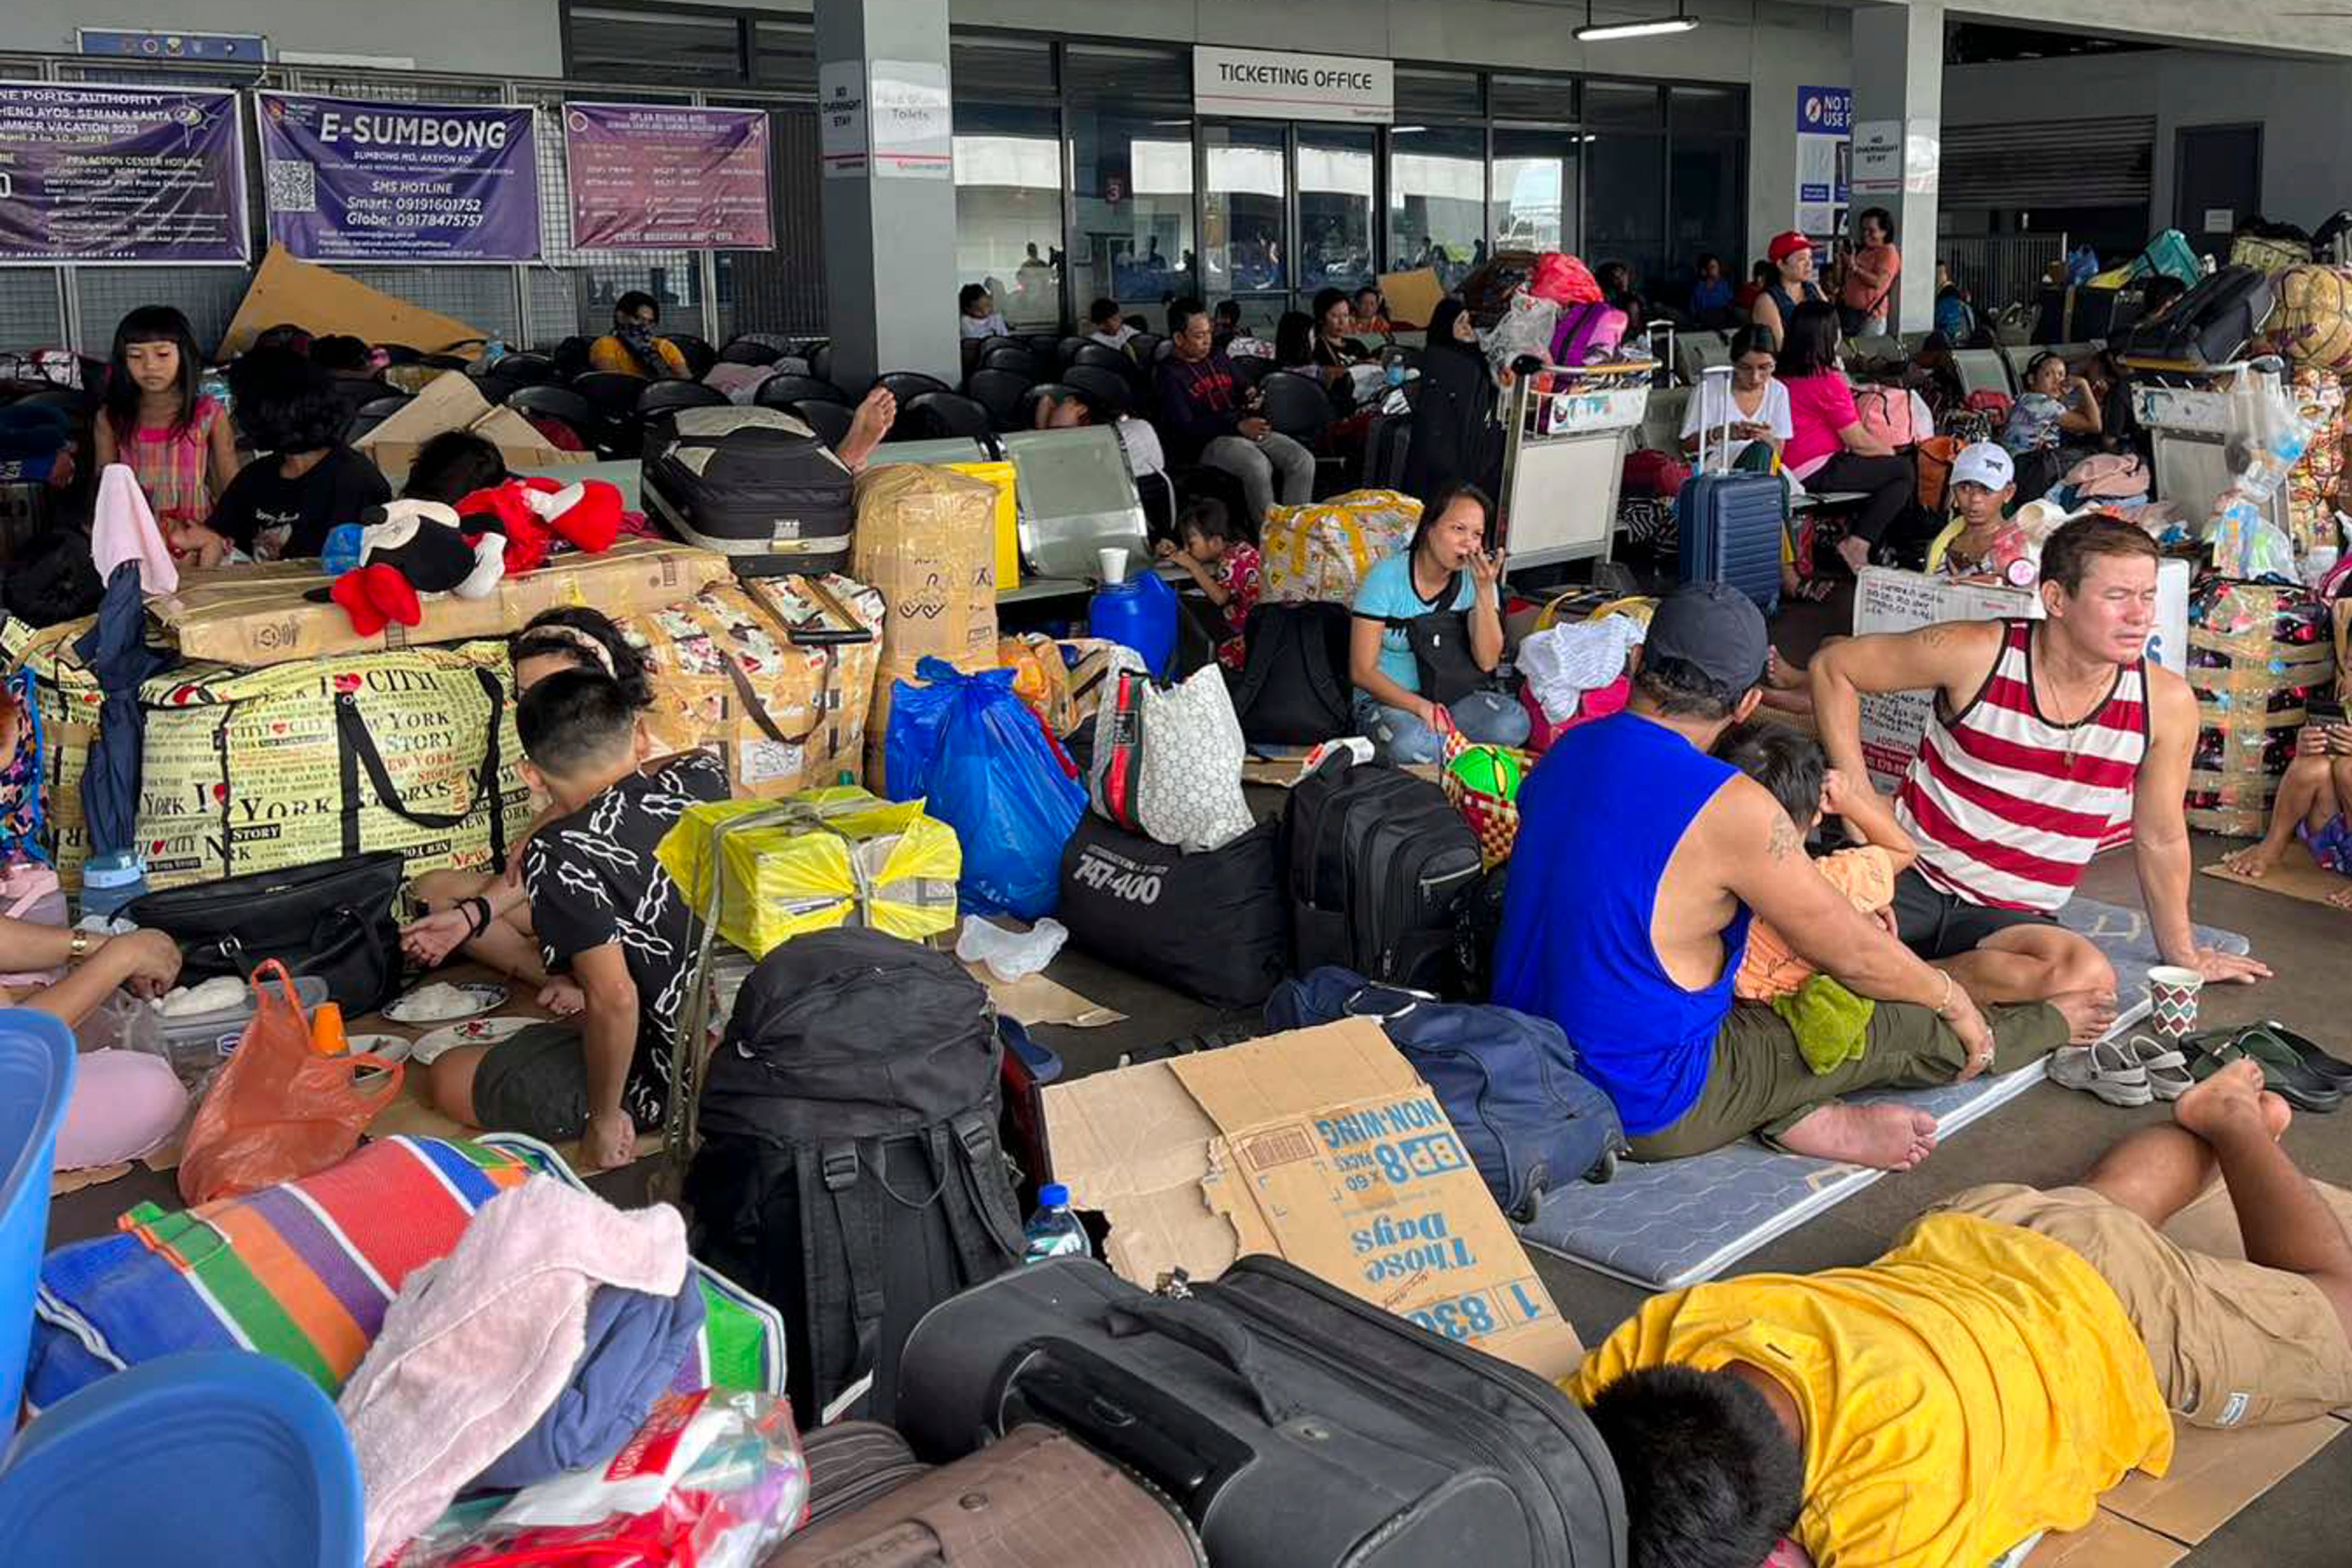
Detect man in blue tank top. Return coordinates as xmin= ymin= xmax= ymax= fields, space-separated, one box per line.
xmin=1493 ymin=585 xmax=2073 ymax=1170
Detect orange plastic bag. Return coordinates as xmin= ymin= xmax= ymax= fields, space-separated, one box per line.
xmin=177 ymin=961 xmax=405 ymax=1204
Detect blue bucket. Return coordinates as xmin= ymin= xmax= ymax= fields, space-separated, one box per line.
xmin=0 ymin=1008 xmax=74 ymax=1426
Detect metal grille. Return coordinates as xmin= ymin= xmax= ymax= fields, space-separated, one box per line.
xmin=0 ymin=273 xmax=63 ymax=347
xmin=76 ymin=267 xmax=248 ymax=356
xmin=1943 ymin=235 xmax=2070 ymax=312
xmin=715 ymin=107 xmax=824 ymax=339
xmin=1943 ymin=118 xmax=2154 ymax=209
xmin=522 ymin=84 xmax=707 ymax=344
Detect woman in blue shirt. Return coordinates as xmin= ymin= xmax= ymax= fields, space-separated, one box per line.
xmin=1348 ymin=485 xmax=1530 ymax=763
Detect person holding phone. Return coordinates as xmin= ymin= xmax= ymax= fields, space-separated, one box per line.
xmin=1680 ymin=327 xmax=1791 ymax=466
xmin=1348 ymin=485 xmax=1529 ymax=763
xmin=2220 ymin=706 xmax=2352 ymax=904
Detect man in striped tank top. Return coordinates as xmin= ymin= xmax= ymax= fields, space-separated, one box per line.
xmin=1813 ymin=517 xmax=2269 ymax=1003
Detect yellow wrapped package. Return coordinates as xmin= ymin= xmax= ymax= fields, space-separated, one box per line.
xmin=657 ymin=787 xmax=962 ymax=956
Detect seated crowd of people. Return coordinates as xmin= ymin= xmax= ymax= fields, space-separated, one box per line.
xmin=1 ymin=237 xmax=2339 ymax=1568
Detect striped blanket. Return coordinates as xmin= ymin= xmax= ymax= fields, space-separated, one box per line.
xmin=27 ymin=1134 xmax=784 ymax=1414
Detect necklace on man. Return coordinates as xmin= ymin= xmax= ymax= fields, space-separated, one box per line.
xmin=2034 ymin=625 xmax=2111 ymax=775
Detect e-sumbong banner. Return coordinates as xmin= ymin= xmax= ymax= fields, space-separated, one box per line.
xmin=0 ymin=82 xmax=249 ymax=264
xmin=562 ymin=102 xmax=774 ymax=250
xmin=256 ymin=90 xmax=541 ymax=262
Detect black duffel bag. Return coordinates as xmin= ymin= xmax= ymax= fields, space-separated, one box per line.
xmin=124 ymin=850 xmax=407 ymax=1014
xmin=1059 ymin=811 xmax=1289 ymax=1010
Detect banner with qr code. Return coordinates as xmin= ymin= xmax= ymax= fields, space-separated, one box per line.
xmin=0 ymin=82 xmax=249 ymax=264
xmin=255 ymin=90 xmax=541 ymax=262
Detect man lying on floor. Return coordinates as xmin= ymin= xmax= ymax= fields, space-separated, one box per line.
xmin=1568 ymin=1060 xmax=2352 ymax=1568
xmin=1494 ymin=584 xmax=2105 ymax=1171
xmin=1811 ymin=515 xmax=2267 ymax=1002
xmin=428 ymin=669 xmax=727 ymax=1170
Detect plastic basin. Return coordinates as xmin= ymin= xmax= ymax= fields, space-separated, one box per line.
xmin=0 ymin=1008 xmax=75 ymax=1426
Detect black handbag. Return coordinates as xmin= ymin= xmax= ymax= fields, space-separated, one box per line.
xmin=1404 ymin=607 xmax=1491 ymax=706
xmin=124 ymin=850 xmax=408 ymax=1014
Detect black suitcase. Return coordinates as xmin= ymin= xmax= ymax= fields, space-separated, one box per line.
xmin=895 ymin=1255 xmax=1626 ymax=1568
xmin=640 ymin=405 xmax=856 ymax=577
xmin=1059 ymin=813 xmax=1290 ymax=1011
xmin=1231 ymin=600 xmax=1354 ymax=745
xmin=2116 ymin=264 xmax=2274 ymax=365
xmin=1361 ymin=410 xmax=1412 ymax=489
xmin=1286 ymin=751 xmax=1483 ymax=994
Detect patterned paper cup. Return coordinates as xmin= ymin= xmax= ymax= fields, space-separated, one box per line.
xmin=2146 ymin=965 xmax=2205 ymax=1039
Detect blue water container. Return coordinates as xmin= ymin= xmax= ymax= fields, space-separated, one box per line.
xmin=1087 ymin=567 xmax=1177 ymax=677
xmin=0 ymin=1009 xmax=75 ymax=1425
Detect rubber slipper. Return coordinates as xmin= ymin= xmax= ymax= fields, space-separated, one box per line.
xmin=2049 ymin=1039 xmax=2153 ymax=1107
xmin=2127 ymin=1034 xmax=2195 ymax=1102
xmin=2187 ymin=1038 xmax=2346 ymax=1113
xmin=2243 ymin=1021 xmax=2352 ymax=1086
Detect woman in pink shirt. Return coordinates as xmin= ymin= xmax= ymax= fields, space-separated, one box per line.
xmin=1779 ymin=300 xmax=1916 ymax=575
xmin=1839 ymin=207 xmax=1901 ymax=336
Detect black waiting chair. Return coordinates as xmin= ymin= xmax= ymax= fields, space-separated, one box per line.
xmin=1256 ymin=370 xmax=1335 ymax=443
xmin=1068 ymin=342 xmax=1137 ymax=377
xmin=571 ymin=371 xmax=649 ymax=455
xmin=981 ymin=343 xmax=1047 ymax=381
xmin=1056 ymin=335 xmax=1092 ymax=372
xmin=1129 ymin=332 xmax=1167 ymax=366
xmin=810 ymin=342 xmax=835 ymax=384
xmin=668 ymin=333 xmax=718 ymax=379
xmin=754 ymin=373 xmax=854 ymax=411
xmin=504 ymin=384 xmax=601 ymax=452
xmin=342 ymin=393 xmax=414 ymax=442
xmin=900 ymin=390 xmax=995 ymax=442
xmin=1019 ymin=381 xmax=1083 ymax=428
xmin=481 ymin=350 xmax=556 ymax=389
xmin=637 ymin=379 xmax=728 ymax=417
xmin=965 ymin=368 xmax=1038 ymax=432
xmin=1061 ymin=365 xmax=1134 ymax=417
xmin=792 ymin=399 xmax=857 ymax=449
xmin=1226 ymin=355 xmax=1275 ymax=389
xmin=717 ymin=337 xmax=784 ymax=367
xmin=876 ymin=370 xmax=952 ymax=406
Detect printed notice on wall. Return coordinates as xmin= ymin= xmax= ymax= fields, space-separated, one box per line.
xmin=868 ymin=60 xmax=950 ymax=180
xmin=0 ymin=83 xmax=249 ymax=264
xmin=818 ymin=60 xmax=867 ymax=180
xmin=562 ymin=103 xmax=773 ymax=250
xmin=256 ymin=91 xmax=540 ymax=262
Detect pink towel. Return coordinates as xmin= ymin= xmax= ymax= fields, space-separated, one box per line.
xmin=89 ymin=463 xmax=178 ymax=595
xmin=337 ymin=1177 xmax=689 ymax=1564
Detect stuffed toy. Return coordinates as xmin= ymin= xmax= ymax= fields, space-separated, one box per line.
xmin=327 ymin=499 xmax=507 ymax=636
xmin=452 ymin=477 xmax=623 ymax=577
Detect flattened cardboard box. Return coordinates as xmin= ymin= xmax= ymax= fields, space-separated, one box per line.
xmin=1043 ymin=1017 xmax=1581 ymax=1379
xmin=152 ymin=540 xmax=731 ymax=666
xmin=356 ymin=370 xmax=598 ymax=473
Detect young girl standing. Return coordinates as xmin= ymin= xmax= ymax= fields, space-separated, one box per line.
xmin=91 ymin=307 xmax=239 ymax=532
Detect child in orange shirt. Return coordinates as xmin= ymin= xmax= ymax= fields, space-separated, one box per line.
xmin=1717 ymin=724 xmax=1918 ymax=1069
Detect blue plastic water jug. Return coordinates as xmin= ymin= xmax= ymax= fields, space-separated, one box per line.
xmin=1087 ymin=567 xmax=1176 ymax=677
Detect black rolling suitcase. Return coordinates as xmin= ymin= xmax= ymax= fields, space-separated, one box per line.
xmin=2115 ymin=264 xmax=2274 ymax=365
xmin=640 ymin=405 xmax=855 ymax=576
xmin=894 ymin=1255 xmax=1627 ymax=1568
xmin=1287 ymin=749 xmax=1483 ymax=994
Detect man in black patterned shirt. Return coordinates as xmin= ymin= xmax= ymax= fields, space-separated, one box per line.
xmin=427 ymin=669 xmax=728 ymax=1168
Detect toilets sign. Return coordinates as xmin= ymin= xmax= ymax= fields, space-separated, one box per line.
xmin=1194 ymin=46 xmax=1393 ymax=124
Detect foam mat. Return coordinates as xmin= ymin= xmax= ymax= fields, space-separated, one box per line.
xmin=1515 ymin=898 xmax=2252 ymax=1290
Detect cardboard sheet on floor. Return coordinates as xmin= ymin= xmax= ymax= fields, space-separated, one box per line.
xmin=2201 ymin=853 xmax=2352 ymax=912
xmin=966 ymin=962 xmax=1124 ymax=1028
xmin=1514 ymin=899 xmax=2251 ymax=1289
xmin=2023 ymin=1179 xmax=2352 ymax=1565
xmin=219 ymin=244 xmax=487 ymax=359
xmin=49 ymin=1161 xmax=132 ymax=1198
xmin=1044 ymin=1017 xmax=1582 ymax=1379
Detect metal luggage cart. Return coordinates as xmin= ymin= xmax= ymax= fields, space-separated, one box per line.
xmin=1495 ymin=358 xmax=1656 ymax=576
xmin=2120 ymin=356 xmax=2291 ymax=539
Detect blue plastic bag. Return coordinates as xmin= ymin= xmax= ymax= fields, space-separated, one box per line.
xmin=882 ymin=657 xmax=1085 ymax=920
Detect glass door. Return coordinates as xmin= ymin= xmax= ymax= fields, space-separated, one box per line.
xmin=1297 ymin=123 xmax=1376 ymax=297
xmin=1201 ymin=120 xmax=1289 ymax=333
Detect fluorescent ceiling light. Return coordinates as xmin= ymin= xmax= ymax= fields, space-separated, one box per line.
xmin=1574 ymin=0 xmax=1698 ymax=41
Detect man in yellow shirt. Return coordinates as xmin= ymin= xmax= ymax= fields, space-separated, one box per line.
xmin=1567 ymin=1060 xmax=2352 ymax=1568
xmin=588 ymin=290 xmax=691 ymax=380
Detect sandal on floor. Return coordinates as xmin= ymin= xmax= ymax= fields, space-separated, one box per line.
xmin=2049 ymin=1038 xmax=2153 ymax=1107
xmin=2186 ymin=1037 xmax=2347 ymax=1113
xmin=2241 ymin=1021 xmax=2352 ymax=1088
xmin=2126 ymin=1034 xmax=2195 ymax=1102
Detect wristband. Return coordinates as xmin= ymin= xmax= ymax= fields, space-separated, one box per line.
xmin=460 ymin=896 xmax=493 ymax=938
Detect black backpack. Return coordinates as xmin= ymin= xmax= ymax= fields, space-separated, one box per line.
xmin=1231 ymin=600 xmax=1354 ymax=745
xmin=683 ymin=928 xmax=1025 ymax=1428
xmin=1285 ymin=752 xmax=1483 ymax=994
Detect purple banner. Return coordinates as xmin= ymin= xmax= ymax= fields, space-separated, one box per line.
xmin=0 ymin=83 xmax=248 ymax=263
xmin=256 ymin=91 xmax=540 ymax=262
xmin=562 ymin=102 xmax=774 ymax=250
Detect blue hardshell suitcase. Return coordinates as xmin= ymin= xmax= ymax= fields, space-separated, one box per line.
xmin=1676 ymin=364 xmax=1783 ymax=616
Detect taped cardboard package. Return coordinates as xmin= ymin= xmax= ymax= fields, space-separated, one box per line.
xmin=655 ymin=787 xmax=960 ymax=955
xmin=355 ymin=370 xmax=597 ymax=473
xmin=5 ymin=618 xmax=531 ymax=892
xmin=627 ymin=573 xmax=883 ymax=799
xmin=851 ymin=464 xmax=999 ymax=671
xmin=152 ymin=540 xmax=729 ymax=668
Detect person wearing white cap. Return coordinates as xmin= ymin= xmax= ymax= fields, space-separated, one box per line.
xmin=1924 ymin=442 xmax=2017 ymax=579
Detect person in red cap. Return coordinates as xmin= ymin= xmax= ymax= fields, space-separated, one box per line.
xmin=1751 ymin=232 xmax=1824 ymax=349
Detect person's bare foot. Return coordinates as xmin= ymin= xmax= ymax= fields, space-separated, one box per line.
xmin=1779 ymin=1103 xmax=1940 ymax=1171
xmin=2221 ymin=842 xmax=2283 ymax=879
xmin=1836 ymin=534 xmax=1873 ymax=576
xmin=2174 ymin=1058 xmax=2271 ymax=1142
xmin=2260 ymin=1089 xmax=2293 ymax=1142
xmin=2327 ymin=884 xmax=2352 ymax=911
xmin=2049 ymin=987 xmax=2120 ymax=1044
xmin=839 ymin=386 xmax=897 ymax=468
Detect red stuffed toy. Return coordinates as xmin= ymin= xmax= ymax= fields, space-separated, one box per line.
xmin=451 ymin=477 xmax=623 ymax=577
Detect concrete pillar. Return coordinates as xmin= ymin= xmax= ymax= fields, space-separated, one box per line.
xmin=1849 ymin=2 xmax=1943 ymax=332
xmin=813 ymin=0 xmax=960 ymax=390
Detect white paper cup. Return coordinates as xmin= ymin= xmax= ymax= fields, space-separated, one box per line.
xmin=1097 ymin=546 xmax=1130 ymax=584
xmin=2146 ymin=964 xmax=2205 ymax=1038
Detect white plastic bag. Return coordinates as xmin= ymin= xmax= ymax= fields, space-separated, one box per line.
xmin=956 ymin=915 xmax=1068 ymax=981
xmin=1487 ymin=290 xmax=1560 ymax=377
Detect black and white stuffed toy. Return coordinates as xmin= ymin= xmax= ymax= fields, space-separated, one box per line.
xmin=326 ymin=498 xmax=508 ymax=636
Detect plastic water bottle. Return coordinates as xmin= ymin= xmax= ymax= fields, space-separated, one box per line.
xmin=1022 ymin=1183 xmax=1090 ymax=1264
xmin=1384 ymin=347 xmax=1406 ymax=387
xmin=480 ymin=339 xmax=510 ymax=369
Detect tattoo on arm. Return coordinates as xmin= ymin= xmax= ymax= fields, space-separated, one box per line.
xmin=1766 ymin=813 xmax=1800 ymax=862
xmin=1918 ymin=623 xmax=1952 ymax=650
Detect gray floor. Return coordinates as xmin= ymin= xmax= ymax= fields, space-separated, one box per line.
xmin=41 ymin=835 xmax=2350 ymax=1563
